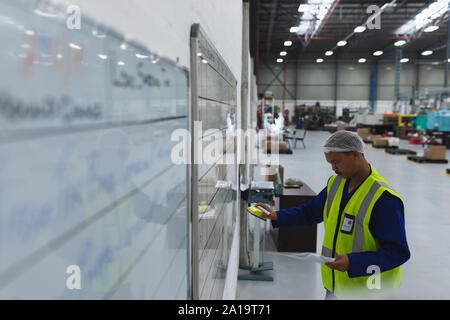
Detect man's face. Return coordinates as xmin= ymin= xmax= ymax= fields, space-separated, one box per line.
xmin=324 ymin=151 xmax=358 ymax=179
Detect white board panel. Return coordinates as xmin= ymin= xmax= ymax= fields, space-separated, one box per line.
xmin=0 ymin=0 xmax=188 ymax=299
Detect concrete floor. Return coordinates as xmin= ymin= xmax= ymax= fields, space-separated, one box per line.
xmin=236 ymin=130 xmax=450 ymax=300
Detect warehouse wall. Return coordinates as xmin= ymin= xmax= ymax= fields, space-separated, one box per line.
xmin=258 ymin=55 xmax=447 ymax=117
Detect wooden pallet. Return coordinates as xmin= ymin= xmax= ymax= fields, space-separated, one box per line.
xmin=385 ymin=148 xmax=417 ymax=155
xmin=407 ymin=156 xmax=449 ymax=164
xmin=372 ymin=145 xmax=399 ymax=149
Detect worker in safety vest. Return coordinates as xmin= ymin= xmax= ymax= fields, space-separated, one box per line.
xmin=256 ymin=130 xmax=410 ymax=299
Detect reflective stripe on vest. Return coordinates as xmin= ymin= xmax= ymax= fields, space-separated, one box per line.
xmin=326 ymin=175 xmax=343 ymax=219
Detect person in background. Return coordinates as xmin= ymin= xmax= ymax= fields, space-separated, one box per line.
xmin=256 ymin=130 xmax=410 ymax=299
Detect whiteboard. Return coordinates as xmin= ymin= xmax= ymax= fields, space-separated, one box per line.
xmin=0 ymin=0 xmax=189 ymax=299
xmin=190 ymin=24 xmax=238 ymax=300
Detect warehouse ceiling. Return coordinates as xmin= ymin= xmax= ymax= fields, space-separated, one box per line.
xmin=252 ymin=0 xmax=449 ymax=62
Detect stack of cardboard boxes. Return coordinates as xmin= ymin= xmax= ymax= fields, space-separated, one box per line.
xmin=423 ymin=145 xmax=447 ymax=160
xmin=370 ymin=134 xmax=388 ymax=147
xmin=266 ymin=135 xmax=288 ymax=151
xmin=357 ymin=128 xmax=370 ymax=141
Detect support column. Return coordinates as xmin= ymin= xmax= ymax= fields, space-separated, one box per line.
xmin=282 ymin=63 xmax=286 ymax=112
xmin=445 ymin=3 xmax=450 ymax=87
xmin=395 ymin=49 xmax=402 ymax=101
xmin=370 ymin=59 xmax=378 ymax=113
xmin=334 ymin=55 xmax=338 ymax=110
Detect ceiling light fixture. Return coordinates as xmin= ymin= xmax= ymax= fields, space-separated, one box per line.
xmin=325 ymin=51 xmax=334 ymax=56
xmin=354 ymin=25 xmax=366 ymax=33
xmin=424 ymin=25 xmax=439 ymax=33
xmin=358 ymin=58 xmax=367 ymax=63
xmin=421 ymin=50 xmax=433 ymax=56
xmin=284 ymin=40 xmax=293 ymax=46
xmin=280 ymin=51 xmax=287 ymax=56
xmin=290 ymin=26 xmax=299 ymax=33
xmin=400 ymin=58 xmax=409 ymax=63
xmin=394 ymin=40 xmax=406 ymax=47
xmin=277 ymin=58 xmax=284 ymax=63
xmin=316 ymin=58 xmax=324 ymax=63
xmin=337 ymin=40 xmax=347 ymax=47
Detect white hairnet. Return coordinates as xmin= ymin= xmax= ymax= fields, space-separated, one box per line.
xmin=323 ymin=130 xmax=365 ymax=153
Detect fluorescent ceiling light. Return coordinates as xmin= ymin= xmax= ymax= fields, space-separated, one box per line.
xmin=325 ymin=51 xmax=334 ymax=56
xmin=25 ymin=29 xmax=35 ymax=36
xmin=421 ymin=50 xmax=433 ymax=56
xmin=395 ymin=0 xmax=448 ymax=35
xmin=92 ymin=30 xmax=106 ymax=38
xmin=373 ymin=51 xmax=383 ymax=56
xmin=400 ymin=58 xmax=409 ymax=63
xmin=98 ymin=54 xmax=108 ymax=60
xmin=296 ymin=1 xmax=338 ymax=36
xmin=136 ymin=53 xmax=149 ymax=59
xmin=316 ymin=58 xmax=324 ymax=63
xmin=120 ymin=43 xmax=128 ymax=50
xmin=284 ymin=40 xmax=293 ymax=46
xmin=201 ymin=59 xmax=208 ymax=64
xmin=424 ymin=25 xmax=439 ymax=32
xmin=354 ymin=26 xmax=366 ymax=33
xmin=117 ymin=61 xmax=125 ymax=66
xmin=280 ymin=51 xmax=287 ymax=56
xmin=337 ymin=40 xmax=347 ymax=46
xmin=33 ymin=9 xmax=58 ymax=18
xmin=277 ymin=58 xmax=284 ymax=63
xmin=298 ymin=4 xmax=309 ymax=12
xmin=358 ymin=58 xmax=367 ymax=63
xmin=290 ymin=26 xmax=299 ymax=33
xmin=394 ymin=40 xmax=406 ymax=47
xmin=69 ymin=43 xmax=81 ymax=50
xmin=448 ymin=58 xmax=450 ymax=63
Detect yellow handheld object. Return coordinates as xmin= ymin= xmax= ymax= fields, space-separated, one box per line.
xmin=247 ymin=206 xmax=267 ymax=220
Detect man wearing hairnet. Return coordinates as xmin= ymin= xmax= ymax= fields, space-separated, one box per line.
xmin=256 ymin=131 xmax=410 ymax=299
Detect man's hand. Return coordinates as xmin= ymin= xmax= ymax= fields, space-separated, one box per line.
xmin=254 ymin=202 xmax=277 ymax=220
xmin=325 ymin=254 xmax=350 ymax=272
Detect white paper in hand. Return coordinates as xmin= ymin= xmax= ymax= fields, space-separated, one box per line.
xmin=281 ymin=252 xmax=335 ymax=264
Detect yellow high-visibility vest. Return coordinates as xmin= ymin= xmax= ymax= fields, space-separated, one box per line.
xmin=321 ymin=165 xmax=403 ymax=298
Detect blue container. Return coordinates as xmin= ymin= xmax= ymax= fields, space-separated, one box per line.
xmin=427 ymin=111 xmax=450 ymax=131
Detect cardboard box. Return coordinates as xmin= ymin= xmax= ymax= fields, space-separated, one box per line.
xmin=266 ymin=141 xmax=288 ymax=151
xmin=370 ymin=134 xmax=382 ymax=142
xmin=357 ymin=128 xmax=370 ymax=140
xmin=337 ymin=124 xmax=346 ymax=131
xmin=424 ymin=145 xmax=447 ymax=160
xmin=265 ymin=165 xmax=284 ymax=185
xmin=373 ymin=138 xmax=388 ymax=147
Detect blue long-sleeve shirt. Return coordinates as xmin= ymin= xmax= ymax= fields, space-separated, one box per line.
xmin=273 ymin=179 xmax=410 ymax=278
